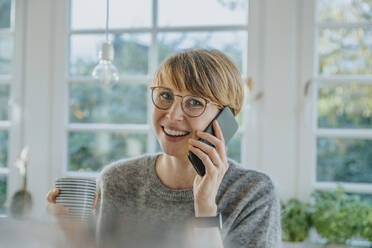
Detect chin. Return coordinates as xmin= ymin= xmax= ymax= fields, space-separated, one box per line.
xmin=160 ymin=143 xmax=188 ymax=159
xmin=162 ymin=147 xmax=187 ymax=158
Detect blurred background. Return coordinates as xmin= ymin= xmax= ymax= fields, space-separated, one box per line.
xmin=0 ymin=0 xmax=371 ymax=246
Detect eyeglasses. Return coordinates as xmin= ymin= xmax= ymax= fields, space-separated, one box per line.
xmin=150 ymin=86 xmax=221 ymax=118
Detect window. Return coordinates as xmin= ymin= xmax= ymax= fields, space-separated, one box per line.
xmin=65 ymin=0 xmax=249 ymax=175
xmin=0 ymin=0 xmax=13 ymax=215
xmin=314 ymin=0 xmax=372 ymax=190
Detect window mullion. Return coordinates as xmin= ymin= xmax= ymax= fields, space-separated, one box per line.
xmin=68 ymin=123 xmax=150 ymax=132
xmin=318 ymin=21 xmax=372 ymax=29
xmin=315 ymin=76 xmax=372 ymax=85
xmin=69 ymin=25 xmax=249 ymax=35
xmin=316 ymin=129 xmax=372 ymax=139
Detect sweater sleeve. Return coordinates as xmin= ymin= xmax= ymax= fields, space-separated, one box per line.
xmin=224 ymin=188 xmax=282 ymax=248
xmin=219 ymin=167 xmax=282 ymax=248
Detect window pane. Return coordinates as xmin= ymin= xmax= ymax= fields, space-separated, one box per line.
xmin=69 ymin=82 xmax=148 ymax=124
xmin=155 ymin=139 xmax=162 ymax=153
xmin=68 ymin=132 xmax=147 ymax=172
xmin=0 ymin=131 xmax=8 ymax=168
xmin=347 ymin=192 xmax=372 ymax=205
xmin=227 ymin=133 xmax=242 ymax=163
xmin=318 ymin=28 xmax=372 ymax=75
xmin=317 ymin=137 xmax=372 ymax=183
xmin=318 ymin=83 xmax=372 ymax=129
xmin=158 ymin=31 xmax=245 ymax=73
xmin=318 ymin=0 xmax=372 ymax=23
xmin=0 ymin=35 xmax=12 ymax=75
xmin=0 ymin=84 xmax=9 ymax=120
xmin=0 ymin=0 xmax=11 ymax=29
xmin=0 ymin=176 xmax=6 ymax=215
xmin=71 ymin=0 xmax=151 ymax=30
xmin=70 ymin=34 xmax=150 ymax=77
xmin=158 ymin=0 xmax=248 ymax=27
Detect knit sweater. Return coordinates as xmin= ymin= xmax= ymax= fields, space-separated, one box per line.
xmin=95 ymin=153 xmax=281 ymax=248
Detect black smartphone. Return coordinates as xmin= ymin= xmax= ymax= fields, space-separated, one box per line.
xmin=188 ymin=106 xmax=239 ymax=176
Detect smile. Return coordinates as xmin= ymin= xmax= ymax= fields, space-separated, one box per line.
xmin=162 ymin=126 xmax=190 ymax=137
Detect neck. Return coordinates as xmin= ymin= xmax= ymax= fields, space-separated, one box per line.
xmin=155 ymin=153 xmax=197 ymax=190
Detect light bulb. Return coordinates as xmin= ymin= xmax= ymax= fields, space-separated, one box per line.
xmin=92 ymin=41 xmax=119 ymax=86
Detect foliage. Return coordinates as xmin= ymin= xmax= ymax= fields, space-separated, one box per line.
xmin=360 ymin=202 xmax=372 ymax=241
xmin=317 ymin=138 xmax=372 ymax=183
xmin=69 ymin=132 xmax=147 ymax=172
xmin=0 ymin=176 xmax=7 ymax=214
xmin=0 ymin=131 xmax=8 ymax=168
xmin=69 ymin=82 xmax=147 ymax=124
xmin=318 ymin=84 xmax=372 ymax=129
xmin=311 ymin=188 xmax=368 ymax=244
xmin=281 ymin=199 xmax=312 ymax=242
xmin=0 ymin=84 xmax=9 ymax=120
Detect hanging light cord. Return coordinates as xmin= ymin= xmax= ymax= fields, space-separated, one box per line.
xmin=105 ymin=0 xmax=109 ymax=42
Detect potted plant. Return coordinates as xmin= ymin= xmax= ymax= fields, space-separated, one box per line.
xmin=311 ymin=188 xmax=364 ymax=248
xmin=281 ymin=199 xmax=312 ymax=248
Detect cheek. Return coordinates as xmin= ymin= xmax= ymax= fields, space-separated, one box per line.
xmin=190 ymin=109 xmax=220 ymax=133
xmin=152 ymin=109 xmax=162 ymax=128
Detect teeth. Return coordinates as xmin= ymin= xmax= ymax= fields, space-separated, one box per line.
xmin=163 ymin=127 xmax=189 ymax=136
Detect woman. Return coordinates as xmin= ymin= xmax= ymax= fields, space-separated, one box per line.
xmin=47 ymin=49 xmax=281 ymax=248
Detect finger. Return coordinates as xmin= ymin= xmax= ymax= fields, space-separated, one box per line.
xmin=197 ymin=127 xmax=226 ymax=157
xmin=46 ymin=189 xmax=59 ymax=203
xmin=189 ymin=139 xmax=222 ymax=168
xmin=93 ymin=192 xmax=98 ymax=209
xmin=189 ymin=145 xmax=218 ymax=178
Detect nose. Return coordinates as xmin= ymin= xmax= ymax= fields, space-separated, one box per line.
xmin=166 ymin=97 xmax=185 ymax=121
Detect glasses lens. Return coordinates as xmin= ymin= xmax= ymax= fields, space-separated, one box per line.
xmin=152 ymin=87 xmax=174 ymax=109
xmin=183 ymin=96 xmax=207 ymax=117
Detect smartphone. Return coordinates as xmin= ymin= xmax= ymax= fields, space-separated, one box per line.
xmin=188 ymin=106 xmax=239 ymax=176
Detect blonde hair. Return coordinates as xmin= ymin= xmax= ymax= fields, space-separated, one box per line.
xmin=153 ymin=49 xmax=244 ymax=116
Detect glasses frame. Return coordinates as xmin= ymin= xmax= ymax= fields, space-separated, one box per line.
xmin=150 ymin=86 xmax=222 ymax=118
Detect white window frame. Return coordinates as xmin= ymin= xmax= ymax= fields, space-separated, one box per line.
xmin=52 ymin=0 xmax=252 ymax=180
xmin=297 ymin=0 xmax=372 ymax=200
xmin=0 ymin=0 xmax=25 ymax=217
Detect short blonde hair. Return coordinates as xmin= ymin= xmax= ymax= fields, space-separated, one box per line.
xmin=153 ymin=49 xmax=244 ymax=116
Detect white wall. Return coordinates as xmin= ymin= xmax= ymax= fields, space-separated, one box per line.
xmin=11 ymin=0 xmax=56 ymax=220
xmin=9 ymin=0 xmax=308 ymax=220
xmin=249 ymin=0 xmax=303 ymax=201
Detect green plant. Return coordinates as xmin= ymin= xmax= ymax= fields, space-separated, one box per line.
xmin=360 ymin=202 xmax=372 ymax=242
xmin=311 ymin=188 xmax=365 ymax=244
xmin=281 ymin=199 xmax=312 ymax=242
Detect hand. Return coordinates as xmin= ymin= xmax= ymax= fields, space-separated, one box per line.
xmin=46 ymin=189 xmax=98 ymax=247
xmin=188 ymin=120 xmax=229 ymax=217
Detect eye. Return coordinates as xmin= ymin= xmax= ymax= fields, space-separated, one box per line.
xmin=186 ymin=97 xmax=205 ymax=108
xmin=159 ymin=91 xmax=173 ymax=100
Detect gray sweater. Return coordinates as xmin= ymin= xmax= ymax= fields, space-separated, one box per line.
xmin=95 ymin=154 xmax=281 ymax=248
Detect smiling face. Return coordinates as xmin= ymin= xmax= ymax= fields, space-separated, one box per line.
xmin=152 ymin=49 xmax=244 ymax=159
xmin=152 ymin=82 xmax=220 ymax=159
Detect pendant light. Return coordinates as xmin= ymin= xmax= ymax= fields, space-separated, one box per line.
xmin=92 ymin=0 xmax=119 ymax=86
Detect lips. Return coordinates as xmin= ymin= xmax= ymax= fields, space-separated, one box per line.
xmin=162 ymin=126 xmax=191 ymax=137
